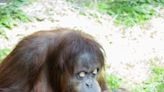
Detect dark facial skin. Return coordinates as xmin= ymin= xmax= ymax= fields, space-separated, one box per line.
xmin=0 ymin=29 xmax=109 ymax=92
xmin=70 ymin=52 xmax=101 ymax=92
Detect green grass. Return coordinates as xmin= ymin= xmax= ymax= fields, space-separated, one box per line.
xmin=0 ymin=48 xmax=11 ymax=61
xmin=0 ymin=5 xmax=30 ymax=29
xmin=66 ymin=0 xmax=96 ymax=9
xmin=0 ymin=0 xmax=31 ymax=37
xmin=0 ymin=29 xmax=7 ymax=38
xmin=106 ymin=74 xmax=122 ymax=91
xmin=98 ymin=0 xmax=164 ymax=27
xmin=68 ymin=0 xmax=164 ymax=27
xmin=133 ymin=66 xmax=164 ymax=92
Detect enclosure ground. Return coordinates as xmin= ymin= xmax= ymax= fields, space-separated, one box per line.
xmin=0 ymin=0 xmax=164 ymax=91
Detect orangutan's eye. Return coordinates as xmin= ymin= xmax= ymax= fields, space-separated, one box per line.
xmin=92 ymin=68 xmax=99 ymax=75
xmin=76 ymin=71 xmax=87 ymax=80
xmin=79 ymin=71 xmax=86 ymax=78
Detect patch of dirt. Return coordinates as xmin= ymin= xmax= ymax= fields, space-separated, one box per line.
xmin=0 ymin=0 xmax=164 ymax=91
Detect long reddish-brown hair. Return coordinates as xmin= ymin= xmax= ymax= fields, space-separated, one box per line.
xmin=0 ymin=28 xmax=107 ymax=92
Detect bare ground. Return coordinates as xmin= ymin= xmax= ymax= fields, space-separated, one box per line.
xmin=0 ymin=0 xmax=164 ymax=91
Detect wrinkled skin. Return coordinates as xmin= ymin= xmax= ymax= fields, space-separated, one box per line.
xmin=0 ymin=28 xmax=109 ymax=92
xmin=70 ymin=53 xmax=102 ymax=92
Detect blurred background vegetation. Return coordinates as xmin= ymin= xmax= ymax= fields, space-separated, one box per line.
xmin=68 ymin=0 xmax=164 ymax=26
xmin=0 ymin=0 xmax=164 ymax=92
xmin=0 ymin=0 xmax=31 ymax=28
xmin=1 ymin=0 xmax=164 ymax=31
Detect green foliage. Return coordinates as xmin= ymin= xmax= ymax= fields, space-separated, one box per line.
xmin=66 ymin=0 xmax=96 ymax=9
xmin=0 ymin=0 xmax=31 ymax=33
xmin=0 ymin=29 xmax=7 ymax=38
xmin=106 ymin=74 xmax=122 ymax=90
xmin=67 ymin=0 xmax=164 ymax=26
xmin=98 ymin=0 xmax=164 ymax=27
xmin=0 ymin=48 xmax=11 ymax=61
xmin=133 ymin=66 xmax=164 ymax=92
xmin=10 ymin=0 xmax=31 ymax=6
xmin=0 ymin=6 xmax=30 ymax=29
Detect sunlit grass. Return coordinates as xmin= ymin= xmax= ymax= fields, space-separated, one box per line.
xmin=133 ymin=65 xmax=164 ymax=92
xmin=98 ymin=0 xmax=164 ymax=27
xmin=0 ymin=48 xmax=11 ymax=62
xmin=106 ymin=74 xmax=122 ymax=91
xmin=0 ymin=0 xmax=31 ymax=33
